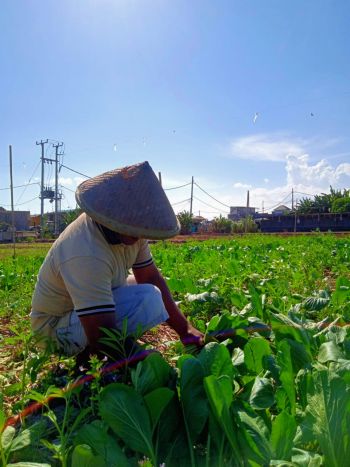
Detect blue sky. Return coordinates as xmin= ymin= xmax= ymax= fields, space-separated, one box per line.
xmin=1 ymin=0 xmax=350 ymax=218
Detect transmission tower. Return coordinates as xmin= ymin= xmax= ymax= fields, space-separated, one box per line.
xmin=52 ymin=142 xmax=64 ymax=235
xmin=36 ymin=140 xmax=64 ymax=237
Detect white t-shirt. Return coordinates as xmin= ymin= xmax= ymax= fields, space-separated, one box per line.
xmin=31 ymin=213 xmax=153 ymax=318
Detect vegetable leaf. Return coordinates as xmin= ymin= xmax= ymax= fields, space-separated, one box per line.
xmin=300 ymin=370 xmax=350 ymax=467
xmin=99 ymin=383 xmax=154 ymax=458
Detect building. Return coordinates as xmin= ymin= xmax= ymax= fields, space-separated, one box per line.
xmin=192 ymin=215 xmax=208 ymax=233
xmin=0 ymin=207 xmax=30 ymax=230
xmin=228 ymin=206 xmax=256 ymax=221
xmin=258 ymin=212 xmax=350 ymax=232
xmin=271 ymin=205 xmax=291 ymax=216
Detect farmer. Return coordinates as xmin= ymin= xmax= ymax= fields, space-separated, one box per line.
xmin=30 ymin=161 xmax=203 ymax=360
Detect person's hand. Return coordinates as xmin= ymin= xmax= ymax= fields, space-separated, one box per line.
xmin=180 ymin=325 xmax=204 ymax=347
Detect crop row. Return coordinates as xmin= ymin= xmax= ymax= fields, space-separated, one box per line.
xmin=0 ymin=235 xmax=349 ymax=466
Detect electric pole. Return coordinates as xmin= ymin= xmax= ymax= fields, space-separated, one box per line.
xmin=292 ymin=188 xmax=294 ymax=210
xmin=9 ymin=145 xmax=16 ymax=257
xmin=294 ymin=197 xmax=297 ymax=233
xmin=190 ymin=176 xmax=194 ymax=217
xmin=245 ymin=190 xmax=250 ymax=233
xmin=36 ymin=139 xmax=49 ymax=237
xmin=53 ymin=142 xmax=64 ymax=236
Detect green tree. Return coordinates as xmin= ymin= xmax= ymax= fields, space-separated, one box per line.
xmin=0 ymin=221 xmax=11 ymax=231
xmin=211 ymin=215 xmax=233 ymax=233
xmin=296 ymin=187 xmax=350 ymax=214
xmin=177 ymin=210 xmax=193 ymax=234
xmin=62 ymin=208 xmax=82 ymax=228
xmin=231 ymin=216 xmax=259 ymax=233
xmin=331 ymin=197 xmax=350 ymax=213
xmin=296 ymin=197 xmax=315 ymax=214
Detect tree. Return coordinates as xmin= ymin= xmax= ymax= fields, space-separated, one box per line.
xmin=0 ymin=221 xmax=10 ymax=231
xmin=211 ymin=215 xmax=233 ymax=233
xmin=296 ymin=197 xmax=316 ymax=214
xmin=331 ymin=197 xmax=350 ymax=213
xmin=62 ymin=208 xmax=82 ymax=228
xmin=296 ymin=187 xmax=350 ymax=214
xmin=231 ymin=216 xmax=259 ymax=233
xmin=176 ymin=210 xmax=193 ymax=235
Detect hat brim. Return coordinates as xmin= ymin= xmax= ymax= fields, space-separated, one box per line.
xmin=75 ymin=162 xmax=180 ymax=240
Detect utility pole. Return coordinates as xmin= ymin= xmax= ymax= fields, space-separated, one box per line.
xmin=294 ymin=197 xmax=297 ymax=233
xmin=53 ymin=142 xmax=64 ymax=236
xmin=189 ymin=176 xmax=194 ymax=217
xmin=158 ymin=172 xmax=162 ymax=187
xmin=245 ymin=190 xmax=250 ymax=233
xmin=36 ymin=139 xmax=49 ymax=237
xmin=9 ymin=145 xmax=16 ymax=257
xmin=292 ymin=188 xmax=294 ymax=210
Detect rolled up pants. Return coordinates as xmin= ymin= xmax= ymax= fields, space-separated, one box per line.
xmin=30 ymin=282 xmax=169 ymax=356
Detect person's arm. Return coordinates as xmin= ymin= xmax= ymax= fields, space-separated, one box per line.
xmin=60 ymin=256 xmax=151 ymax=363
xmin=132 ymin=262 xmax=204 ymax=346
xmin=79 ymin=312 xmax=117 ymax=354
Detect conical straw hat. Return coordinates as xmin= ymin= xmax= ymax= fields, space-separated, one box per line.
xmin=75 ymin=161 xmax=180 ymax=239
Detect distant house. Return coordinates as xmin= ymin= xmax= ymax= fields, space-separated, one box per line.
xmin=228 ymin=206 xmax=256 ymax=221
xmin=192 ymin=215 xmax=208 ymax=233
xmin=0 ymin=207 xmax=30 ymax=230
xmin=272 ymin=205 xmax=291 ymax=216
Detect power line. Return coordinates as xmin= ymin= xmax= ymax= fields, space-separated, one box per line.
xmin=193 ymin=195 xmax=228 ymax=214
xmin=0 ymin=182 xmax=39 ymax=191
xmin=196 ymin=210 xmax=223 ymax=215
xmin=295 ymin=191 xmax=316 ymax=198
xmin=264 ymin=192 xmax=292 ymax=211
xmin=60 ymin=164 xmax=91 ymax=179
xmin=171 ymin=198 xmax=191 ymax=206
xmin=164 ymin=182 xmax=191 ymax=191
xmin=16 ymin=160 xmax=41 ymax=204
xmin=60 ymin=184 xmax=76 ymax=194
xmin=2 ymin=195 xmax=40 ymax=208
xmin=194 ymin=182 xmax=231 ymax=208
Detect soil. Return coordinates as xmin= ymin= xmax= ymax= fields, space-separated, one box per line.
xmin=140 ymin=322 xmax=180 ymax=353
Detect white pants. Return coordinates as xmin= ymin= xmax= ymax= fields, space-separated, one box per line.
xmin=30 ymin=282 xmax=169 ymax=356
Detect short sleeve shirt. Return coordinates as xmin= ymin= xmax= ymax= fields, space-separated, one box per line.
xmin=31 ymin=213 xmax=153 ymax=318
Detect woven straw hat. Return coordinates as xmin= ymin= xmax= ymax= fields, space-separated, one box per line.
xmin=75 ymin=161 xmax=180 ymax=239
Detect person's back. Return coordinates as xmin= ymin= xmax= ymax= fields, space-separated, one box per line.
xmin=30 ymin=161 xmax=203 ymax=357
xmin=32 ymin=213 xmax=108 ymax=316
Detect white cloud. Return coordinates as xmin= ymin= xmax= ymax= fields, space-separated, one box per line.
xmin=230 ymin=133 xmax=306 ymax=162
xmin=335 ymin=163 xmax=350 ymax=178
xmin=286 ymin=154 xmax=350 ymax=187
xmin=46 ymin=176 xmax=86 ymax=187
xmin=58 ymin=177 xmax=74 ymax=186
xmin=246 ymin=153 xmax=350 ymax=213
xmin=233 ymin=182 xmax=252 ymax=189
xmin=224 ymin=133 xmax=350 ymax=213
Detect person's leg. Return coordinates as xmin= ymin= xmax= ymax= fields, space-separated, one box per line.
xmin=31 ymin=283 xmax=168 ymax=356
xmin=30 ymin=310 xmax=88 ymax=356
xmin=112 ymin=283 xmax=169 ymax=334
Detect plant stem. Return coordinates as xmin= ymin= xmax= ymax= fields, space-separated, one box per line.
xmin=183 ymin=415 xmax=196 ymax=467
xmin=0 ymin=442 xmax=7 ymax=467
xmin=205 ymin=434 xmax=211 ymax=467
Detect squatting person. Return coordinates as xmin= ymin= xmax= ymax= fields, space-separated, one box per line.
xmin=30 ymin=161 xmax=203 ymax=361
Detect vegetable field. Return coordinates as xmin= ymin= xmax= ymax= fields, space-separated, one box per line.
xmin=1 ymin=234 xmax=350 ymax=466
